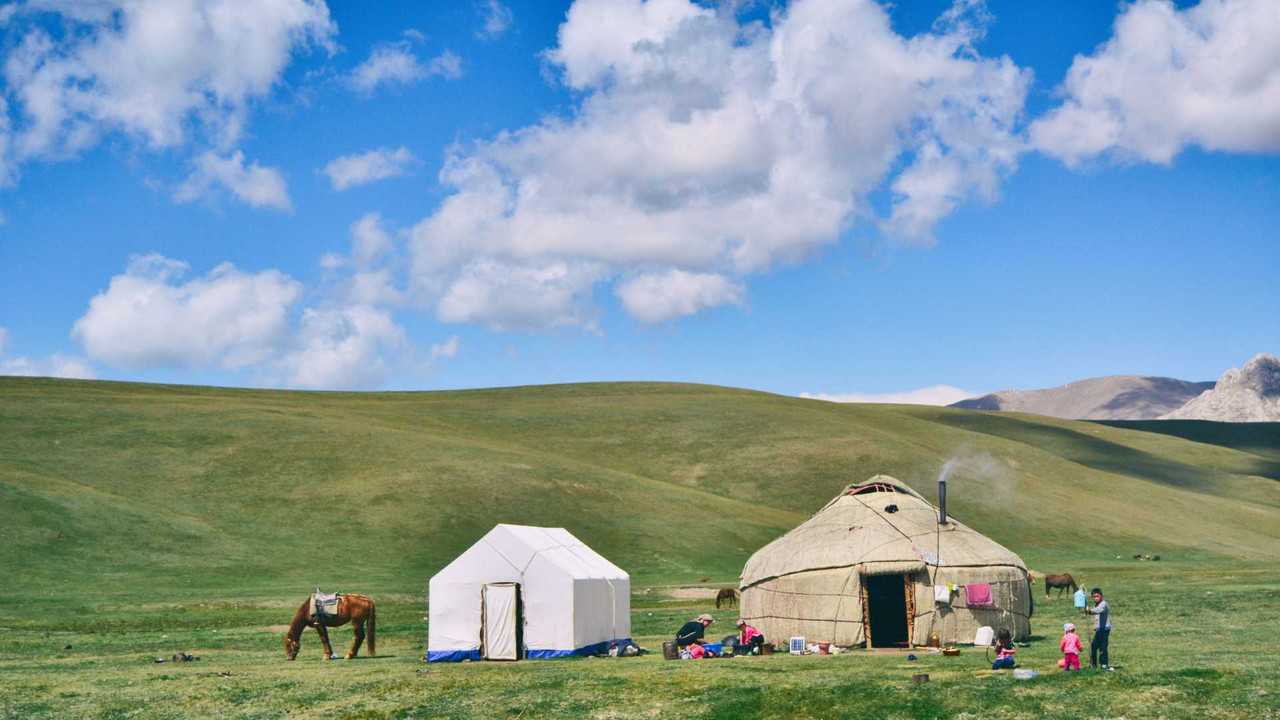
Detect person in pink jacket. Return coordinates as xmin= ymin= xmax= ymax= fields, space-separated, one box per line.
xmin=1061 ymin=622 xmax=1083 ymax=671
xmin=734 ymin=619 xmax=765 ymax=656
xmin=991 ymin=628 xmax=1016 ymax=669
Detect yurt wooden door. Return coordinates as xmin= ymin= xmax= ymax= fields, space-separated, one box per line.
xmin=481 ymin=583 xmax=522 ymax=660
xmin=864 ymin=574 xmax=911 ymax=648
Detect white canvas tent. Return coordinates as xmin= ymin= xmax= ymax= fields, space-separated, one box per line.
xmin=427 ymin=524 xmax=631 ymax=662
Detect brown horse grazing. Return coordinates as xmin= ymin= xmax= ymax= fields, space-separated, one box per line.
xmin=284 ymin=594 xmax=377 ymax=660
xmin=1042 ymin=573 xmax=1078 ymax=598
xmin=715 ymin=588 xmax=739 ymax=609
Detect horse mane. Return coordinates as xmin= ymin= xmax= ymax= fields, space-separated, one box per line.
xmin=285 ymin=598 xmax=311 ymax=643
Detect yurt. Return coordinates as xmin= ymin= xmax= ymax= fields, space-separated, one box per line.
xmin=427 ymin=524 xmax=630 ymax=662
xmin=739 ymin=475 xmax=1031 ymax=648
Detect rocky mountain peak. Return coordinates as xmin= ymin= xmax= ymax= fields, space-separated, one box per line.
xmin=1161 ymin=353 xmax=1280 ymax=422
xmin=1234 ymin=353 xmax=1280 ymax=396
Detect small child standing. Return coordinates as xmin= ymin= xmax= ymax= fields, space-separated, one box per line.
xmin=1061 ymin=622 xmax=1083 ymax=671
xmin=991 ymin=628 xmax=1016 ymax=670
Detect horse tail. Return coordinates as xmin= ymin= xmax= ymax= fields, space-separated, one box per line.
xmin=367 ymin=601 xmax=377 ymax=656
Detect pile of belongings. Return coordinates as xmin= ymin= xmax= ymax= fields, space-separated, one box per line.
xmin=606 ymin=640 xmax=644 ymax=657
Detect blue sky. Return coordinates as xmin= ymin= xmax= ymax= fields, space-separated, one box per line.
xmin=0 ymin=0 xmax=1276 ymax=399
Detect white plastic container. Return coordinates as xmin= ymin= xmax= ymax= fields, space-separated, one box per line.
xmin=789 ymin=636 xmax=806 ymax=655
xmin=973 ymin=626 xmax=995 ymax=647
xmin=1013 ymin=669 xmax=1039 ymax=680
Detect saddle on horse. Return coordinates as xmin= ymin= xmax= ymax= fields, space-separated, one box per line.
xmin=311 ymin=589 xmax=340 ymax=620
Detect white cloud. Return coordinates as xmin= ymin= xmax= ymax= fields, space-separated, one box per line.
xmin=276 ymin=214 xmax=413 ymax=387
xmin=0 ymin=0 xmax=334 ymax=183
xmin=615 ymin=269 xmax=743 ymax=323
xmin=175 ymin=150 xmax=292 ymax=211
xmin=67 ymin=250 xmax=417 ymax=389
xmin=348 ymin=44 xmax=462 ymax=94
xmin=0 ymin=97 xmax=13 ymax=187
xmin=323 ymin=146 xmax=416 ymax=190
xmin=1 ymin=353 xmax=97 ymax=379
xmin=801 ymin=385 xmax=978 ymax=406
xmin=351 ymin=212 xmax=394 ymax=267
xmin=426 ymin=50 xmax=463 ymax=80
xmin=72 ymin=254 xmax=302 ymax=370
xmin=1030 ymin=0 xmax=1280 ymax=166
xmin=280 ymin=304 xmax=405 ymax=389
xmin=409 ymin=0 xmax=1030 ymax=330
xmin=0 ymin=325 xmax=97 ymax=379
xmin=317 ymin=214 xmax=404 ymax=306
xmin=430 ymin=335 xmax=460 ymax=360
xmin=478 ymin=0 xmax=514 ymax=39
xmin=435 ymin=259 xmax=604 ymax=331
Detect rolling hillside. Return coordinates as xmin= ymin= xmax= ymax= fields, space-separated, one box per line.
xmin=3 ymin=377 xmax=1279 ymax=600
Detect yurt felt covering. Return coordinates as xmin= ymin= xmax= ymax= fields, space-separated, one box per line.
xmin=739 ymin=475 xmax=1032 ymax=647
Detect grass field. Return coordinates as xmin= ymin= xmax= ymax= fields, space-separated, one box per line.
xmin=2 ymin=377 xmax=1279 ymax=718
xmin=4 ymin=560 xmax=1278 ymax=719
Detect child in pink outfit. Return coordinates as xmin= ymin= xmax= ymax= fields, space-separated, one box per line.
xmin=1060 ymin=623 xmax=1083 ymax=671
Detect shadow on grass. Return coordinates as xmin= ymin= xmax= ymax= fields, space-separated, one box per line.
xmin=1098 ymin=420 xmax=1280 ymax=474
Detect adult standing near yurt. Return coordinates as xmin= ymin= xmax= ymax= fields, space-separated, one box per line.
xmin=738 ymin=475 xmax=1032 ymax=649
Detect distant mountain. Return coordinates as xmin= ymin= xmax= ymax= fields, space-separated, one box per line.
xmin=1161 ymin=353 xmax=1280 ymax=422
xmin=951 ymin=376 xmax=1213 ymax=420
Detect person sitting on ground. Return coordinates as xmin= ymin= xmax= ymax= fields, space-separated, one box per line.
xmin=733 ymin=619 xmax=764 ymax=656
xmin=675 ymin=613 xmax=714 ymax=648
xmin=1060 ymin=622 xmax=1083 ymax=671
xmin=990 ymin=628 xmax=1016 ymax=670
xmin=1084 ymin=587 xmax=1113 ymax=671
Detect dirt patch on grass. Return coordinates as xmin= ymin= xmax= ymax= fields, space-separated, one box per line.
xmin=667 ymin=587 xmax=718 ymax=600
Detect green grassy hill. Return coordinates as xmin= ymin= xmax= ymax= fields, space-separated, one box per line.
xmin=3 ymin=377 xmax=1279 ymax=599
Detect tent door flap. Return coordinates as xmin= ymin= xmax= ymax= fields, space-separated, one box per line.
xmin=865 ymin=573 xmax=910 ymax=648
xmin=482 ymin=583 xmax=521 ymax=660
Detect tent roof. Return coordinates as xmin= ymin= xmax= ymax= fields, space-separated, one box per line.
xmin=740 ymin=474 xmax=1025 ymax=588
xmin=433 ymin=524 xmax=628 ymax=584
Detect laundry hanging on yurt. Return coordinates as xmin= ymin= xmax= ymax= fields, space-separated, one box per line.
xmin=738 ymin=475 xmax=1032 ymax=648
xmin=426 ymin=524 xmax=631 ymax=662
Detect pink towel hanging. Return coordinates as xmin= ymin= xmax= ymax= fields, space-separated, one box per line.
xmin=965 ymin=583 xmax=994 ymax=607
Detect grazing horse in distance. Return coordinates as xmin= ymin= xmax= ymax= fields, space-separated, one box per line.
xmin=715 ymin=588 xmax=739 ymax=609
xmin=284 ymin=594 xmax=377 ymax=660
xmin=1042 ymin=573 xmax=1078 ymax=598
